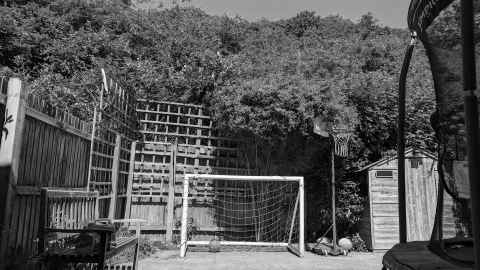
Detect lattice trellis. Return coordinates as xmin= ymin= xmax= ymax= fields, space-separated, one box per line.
xmin=133 ymin=100 xmax=248 ymax=202
xmin=88 ymin=69 xmax=138 ymax=218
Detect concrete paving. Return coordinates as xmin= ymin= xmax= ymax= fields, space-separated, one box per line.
xmin=140 ymin=250 xmax=385 ymax=270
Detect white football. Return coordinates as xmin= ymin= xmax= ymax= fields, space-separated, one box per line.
xmin=338 ymin=237 xmax=353 ymax=250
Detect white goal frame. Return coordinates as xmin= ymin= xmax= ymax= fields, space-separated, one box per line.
xmin=179 ymin=174 xmax=305 ymax=257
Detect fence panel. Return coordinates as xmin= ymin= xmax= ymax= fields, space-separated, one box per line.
xmin=17 ymin=115 xmax=90 ymax=187
xmin=130 ymin=100 xmax=248 ymax=236
xmin=1 ymin=74 xmax=138 ymax=268
xmin=89 ymin=70 xmax=138 ymax=219
xmin=4 ymin=189 xmax=41 ymax=267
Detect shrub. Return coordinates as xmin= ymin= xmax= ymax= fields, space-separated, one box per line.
xmin=350 ymin=233 xmax=368 ymax=252
xmin=139 ymin=238 xmax=156 ymax=259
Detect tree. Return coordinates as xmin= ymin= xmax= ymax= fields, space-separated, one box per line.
xmin=0 ymin=2 xmax=439 ymax=238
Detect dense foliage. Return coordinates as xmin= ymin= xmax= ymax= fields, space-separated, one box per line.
xmin=0 ymin=0 xmax=438 ymax=239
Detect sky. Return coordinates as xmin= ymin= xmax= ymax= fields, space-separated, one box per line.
xmin=179 ymin=0 xmax=410 ymax=28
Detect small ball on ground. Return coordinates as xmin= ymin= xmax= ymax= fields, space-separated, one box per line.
xmin=338 ymin=237 xmax=353 ymax=250
xmin=316 ymin=237 xmax=331 ymax=244
xmin=208 ymin=239 xmax=220 ymax=253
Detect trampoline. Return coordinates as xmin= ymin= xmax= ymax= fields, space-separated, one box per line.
xmin=383 ymin=0 xmax=480 ymax=269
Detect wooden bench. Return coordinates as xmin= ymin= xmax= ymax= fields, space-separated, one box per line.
xmin=38 ymin=188 xmax=144 ymax=270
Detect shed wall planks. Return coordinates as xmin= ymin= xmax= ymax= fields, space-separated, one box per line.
xmin=360 ymin=151 xmax=457 ymax=251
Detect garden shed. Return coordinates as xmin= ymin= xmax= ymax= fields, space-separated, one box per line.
xmin=357 ymin=148 xmax=455 ymax=251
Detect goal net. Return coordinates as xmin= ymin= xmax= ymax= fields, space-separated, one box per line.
xmin=179 ymin=174 xmax=304 ymax=257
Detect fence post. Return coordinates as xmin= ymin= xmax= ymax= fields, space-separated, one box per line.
xmin=0 ymin=78 xmax=25 ymax=268
xmin=125 ymin=141 xmax=137 ymax=219
xmin=109 ymin=133 xmax=121 ymax=220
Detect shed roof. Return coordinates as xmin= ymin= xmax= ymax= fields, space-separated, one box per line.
xmin=357 ymin=148 xmax=436 ymax=172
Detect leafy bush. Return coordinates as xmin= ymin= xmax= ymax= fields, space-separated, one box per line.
xmin=0 ymin=2 xmax=436 ymax=163
xmin=309 ymin=181 xmax=365 ymax=241
xmin=1 ymin=2 xmax=440 ymax=241
xmin=174 ymin=217 xmax=198 ymax=244
xmin=349 ymin=233 xmax=368 ymax=252
xmin=336 ymin=181 xmax=365 ymax=235
xmin=138 ymin=237 xmax=156 ymax=259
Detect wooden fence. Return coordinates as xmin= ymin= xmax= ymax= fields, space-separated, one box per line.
xmin=129 ymin=100 xmax=248 ymax=240
xmin=0 ymin=76 xmax=249 ymax=267
xmin=89 ymin=70 xmax=137 ymax=220
xmin=0 ymin=74 xmax=137 ymax=269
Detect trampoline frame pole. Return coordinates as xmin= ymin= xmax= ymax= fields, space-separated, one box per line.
xmin=397 ymin=32 xmax=416 ymax=244
xmin=461 ymin=0 xmax=480 ymax=269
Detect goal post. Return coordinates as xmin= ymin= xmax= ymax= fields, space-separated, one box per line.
xmin=179 ymin=174 xmax=304 ymax=258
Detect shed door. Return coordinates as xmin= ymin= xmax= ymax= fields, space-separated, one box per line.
xmin=405 ymin=157 xmax=438 ymax=241
xmin=370 ymin=169 xmax=399 ymax=250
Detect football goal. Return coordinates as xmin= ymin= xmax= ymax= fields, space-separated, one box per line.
xmin=179 ymin=174 xmax=304 ymax=257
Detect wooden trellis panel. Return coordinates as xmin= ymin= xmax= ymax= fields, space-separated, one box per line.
xmin=89 ymin=128 xmax=116 ymax=197
xmin=130 ymin=100 xmax=249 ymax=233
xmin=132 ymin=141 xmax=172 ymax=200
xmin=133 ymin=100 xmax=248 ymax=199
xmin=88 ymin=70 xmax=138 ymax=219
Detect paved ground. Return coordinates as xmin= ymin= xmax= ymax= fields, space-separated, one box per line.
xmin=140 ymin=250 xmax=385 ymax=270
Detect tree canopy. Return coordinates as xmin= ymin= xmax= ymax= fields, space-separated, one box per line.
xmin=0 ymin=0 xmax=438 ymax=238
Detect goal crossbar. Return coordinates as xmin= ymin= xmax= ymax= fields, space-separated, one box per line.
xmin=187 ymin=241 xmax=289 ymax=247
xmin=184 ymin=174 xmax=303 ymax=182
xmin=179 ymin=174 xmax=305 ymax=258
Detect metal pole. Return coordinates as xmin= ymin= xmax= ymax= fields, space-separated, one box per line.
xmin=397 ymin=33 xmax=416 ymax=244
xmin=461 ymin=1 xmax=480 ymax=269
xmin=331 ymin=140 xmax=337 ymax=248
xmin=299 ymin=177 xmax=305 ymax=257
xmin=180 ymin=175 xmax=190 ymax=257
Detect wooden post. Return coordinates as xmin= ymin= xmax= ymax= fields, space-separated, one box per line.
xmin=109 ymin=133 xmax=121 ymax=220
xmin=38 ymin=188 xmax=48 ymax=255
xmin=97 ymin=232 xmax=108 ymax=270
xmin=0 ymin=78 xmax=25 ymax=266
xmin=125 ymin=141 xmax=137 ymax=219
xmin=133 ymin=222 xmax=141 ymax=270
xmin=86 ymin=107 xmax=98 ymax=192
xmin=94 ymin=191 xmax=100 ymax=221
xmin=165 ymin=140 xmax=177 ymax=243
xmin=298 ymin=177 xmax=305 ymax=257
xmin=331 ymin=145 xmax=337 ymax=248
xmin=179 ymin=175 xmax=189 ymax=258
